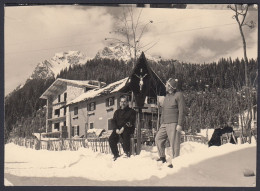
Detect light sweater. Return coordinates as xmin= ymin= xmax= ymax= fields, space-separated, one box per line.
xmin=161 ymin=92 xmax=185 ymax=126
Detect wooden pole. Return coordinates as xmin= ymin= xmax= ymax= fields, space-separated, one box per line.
xmin=136 ymin=108 xmax=142 ymax=154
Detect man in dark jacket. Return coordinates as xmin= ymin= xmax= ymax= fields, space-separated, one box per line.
xmin=109 ymin=96 xmax=136 ymax=160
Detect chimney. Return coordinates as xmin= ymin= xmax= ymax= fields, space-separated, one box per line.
xmin=97 ymin=78 xmax=102 ymax=89
xmin=98 ymin=81 xmax=101 ymax=89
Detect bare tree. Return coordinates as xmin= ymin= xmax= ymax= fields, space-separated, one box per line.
xmin=228 ymin=4 xmax=256 ymax=143
xmin=105 ymin=7 xmax=157 ymax=68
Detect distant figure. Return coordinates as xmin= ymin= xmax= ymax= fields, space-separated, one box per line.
xmin=155 ymin=78 xmax=186 ymax=168
xmin=208 ymin=122 xmax=236 ymax=147
xmin=208 ymin=128 xmax=223 ymax=147
xmin=108 ymin=96 xmax=136 ymax=161
xmin=135 ymin=73 xmax=147 ymax=91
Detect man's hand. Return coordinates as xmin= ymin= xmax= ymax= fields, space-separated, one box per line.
xmin=118 ymin=127 xmax=124 ymax=134
xmin=126 ymin=122 xmax=132 ymax=127
xmin=116 ymin=129 xmax=120 ymax=134
xmin=176 ymin=125 xmax=182 ymax=132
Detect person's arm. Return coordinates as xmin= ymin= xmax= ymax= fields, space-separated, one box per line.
xmin=160 ymin=105 xmax=164 ymax=125
xmin=112 ymin=110 xmax=119 ymax=131
xmin=126 ymin=109 xmax=136 ymax=128
xmin=120 ymin=109 xmax=136 ymax=133
xmin=177 ymin=92 xmax=185 ymax=129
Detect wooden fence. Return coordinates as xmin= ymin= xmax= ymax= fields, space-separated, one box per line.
xmin=8 ymin=130 xmax=256 ymax=154
xmin=8 ymin=133 xmax=209 ymax=153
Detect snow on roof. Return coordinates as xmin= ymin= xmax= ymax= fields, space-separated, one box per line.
xmin=67 ymin=77 xmax=129 ymax=105
xmin=57 ymin=78 xmax=105 ymax=87
xmin=40 ymin=78 xmax=106 ymax=99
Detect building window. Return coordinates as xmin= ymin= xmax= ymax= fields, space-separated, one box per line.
xmin=71 ymin=125 xmax=79 ymax=137
xmin=74 ymin=107 xmax=78 ymax=115
xmin=106 ymin=97 xmax=114 ymax=107
xmin=58 ymin=94 xmax=61 ymax=102
xmin=75 ymin=125 xmax=79 ymax=136
xmin=64 ymin=107 xmax=66 ymax=116
xmin=64 ymin=93 xmax=67 ymax=102
xmin=54 ymin=109 xmax=60 ymax=117
xmin=90 ymin=123 xmax=94 ymax=129
xmin=54 ymin=123 xmax=60 ymax=131
xmin=108 ymin=119 xmax=113 ymax=130
xmin=88 ymin=102 xmax=96 ymax=111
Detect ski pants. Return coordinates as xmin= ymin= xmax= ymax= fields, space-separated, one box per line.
xmin=155 ymin=123 xmax=181 ymax=159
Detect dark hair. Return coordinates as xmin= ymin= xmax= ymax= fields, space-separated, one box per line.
xmin=120 ymin=95 xmax=129 ymax=102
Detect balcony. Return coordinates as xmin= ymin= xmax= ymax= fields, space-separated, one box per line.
xmin=52 ymin=101 xmax=66 ymax=107
xmin=47 ymin=116 xmax=66 ymax=123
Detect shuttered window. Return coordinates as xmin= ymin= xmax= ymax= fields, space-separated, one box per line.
xmin=74 ymin=107 xmax=78 ymax=115
xmin=106 ymin=97 xmax=114 ymax=107
xmin=71 ymin=126 xmax=74 ymax=137
xmin=88 ymin=102 xmax=96 ymax=111
xmin=64 ymin=93 xmax=67 ymax=102
xmin=72 ymin=125 xmax=79 ymax=136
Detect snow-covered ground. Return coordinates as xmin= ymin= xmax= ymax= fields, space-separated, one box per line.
xmin=5 ymin=140 xmax=256 ymax=186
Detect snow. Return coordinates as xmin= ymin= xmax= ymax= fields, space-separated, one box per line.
xmin=67 ymin=78 xmax=128 ymax=105
xmin=96 ymin=44 xmax=160 ymax=62
xmin=197 ymin=129 xmax=215 ymax=140
xmin=5 ymin=141 xmax=256 ymax=183
xmin=50 ymin=51 xmax=90 ymax=76
xmin=86 ymin=128 xmax=105 ymax=137
xmin=30 ymin=51 xmax=91 ymax=80
xmin=4 ymin=178 xmax=13 ymax=186
xmin=57 ymin=78 xmax=104 ymax=88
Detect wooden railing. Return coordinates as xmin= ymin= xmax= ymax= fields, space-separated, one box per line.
xmin=8 ymin=133 xmax=209 ymax=153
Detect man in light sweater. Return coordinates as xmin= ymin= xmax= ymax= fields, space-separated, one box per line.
xmin=155 ymin=78 xmax=186 ymax=168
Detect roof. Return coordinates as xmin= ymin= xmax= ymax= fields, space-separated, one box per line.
xmin=120 ymin=52 xmax=166 ymax=97
xmin=40 ymin=78 xmax=106 ymax=99
xmin=67 ymin=78 xmax=129 ymax=105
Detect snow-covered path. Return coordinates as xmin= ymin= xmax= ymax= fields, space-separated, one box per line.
xmin=4 ymin=141 xmax=256 ymax=186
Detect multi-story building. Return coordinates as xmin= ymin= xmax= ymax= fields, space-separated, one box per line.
xmin=40 ymin=78 xmax=106 ymax=134
xmin=40 ymin=77 xmax=160 ymax=138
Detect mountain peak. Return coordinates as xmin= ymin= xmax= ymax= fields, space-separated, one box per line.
xmin=95 ymin=44 xmax=160 ymax=62
xmin=29 ymin=51 xmax=90 ymax=80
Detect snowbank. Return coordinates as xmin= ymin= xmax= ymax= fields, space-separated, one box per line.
xmin=5 ymin=141 xmax=256 ymax=182
xmin=197 ymin=129 xmax=215 ymax=140
xmin=4 ymin=178 xmax=13 ymax=186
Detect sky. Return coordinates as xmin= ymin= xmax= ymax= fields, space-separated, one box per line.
xmin=4 ymin=4 xmax=258 ymax=95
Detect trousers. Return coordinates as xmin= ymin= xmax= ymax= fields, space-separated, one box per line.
xmin=155 ymin=123 xmax=181 ymax=159
xmin=109 ymin=129 xmax=131 ymax=156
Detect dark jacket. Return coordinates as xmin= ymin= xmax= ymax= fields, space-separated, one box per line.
xmin=112 ymin=106 xmax=136 ymax=134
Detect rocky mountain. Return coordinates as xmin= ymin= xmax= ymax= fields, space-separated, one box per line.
xmin=95 ymin=44 xmax=160 ymax=63
xmin=29 ymin=51 xmax=90 ymax=80
xmin=8 ymin=45 xmax=163 ymax=97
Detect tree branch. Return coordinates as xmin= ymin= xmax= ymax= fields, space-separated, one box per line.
xmin=241 ymin=5 xmax=248 ymax=26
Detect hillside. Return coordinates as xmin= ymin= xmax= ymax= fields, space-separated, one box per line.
xmin=4 ymin=46 xmax=258 ymax=142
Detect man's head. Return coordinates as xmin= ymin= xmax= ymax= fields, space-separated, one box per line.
xmin=166 ymin=78 xmax=178 ymax=93
xmin=120 ymin=96 xmax=129 ymax=109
